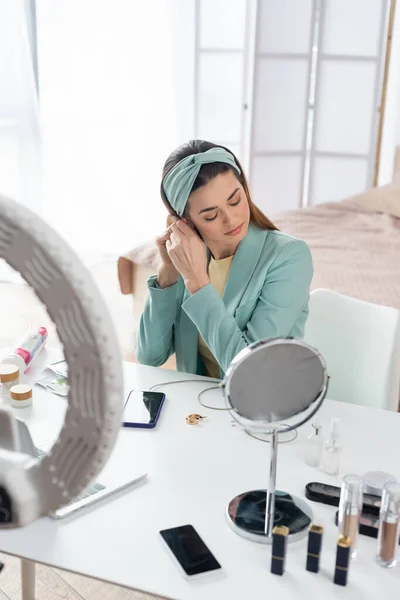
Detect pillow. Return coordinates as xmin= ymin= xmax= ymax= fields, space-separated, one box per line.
xmin=348 ymin=184 xmax=400 ymax=219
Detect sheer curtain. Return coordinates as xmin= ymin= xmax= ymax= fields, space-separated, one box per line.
xmin=0 ymin=0 xmax=41 ymax=281
xmin=36 ymin=0 xmax=187 ymax=261
xmin=0 ymin=0 xmax=194 ymax=264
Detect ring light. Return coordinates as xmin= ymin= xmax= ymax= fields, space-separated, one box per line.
xmin=0 ymin=194 xmax=123 ymax=527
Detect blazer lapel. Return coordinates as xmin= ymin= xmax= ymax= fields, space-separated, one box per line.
xmin=222 ymin=224 xmax=268 ymax=313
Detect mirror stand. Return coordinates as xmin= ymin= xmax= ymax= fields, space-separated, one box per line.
xmin=266 ymin=429 xmax=278 ymax=537
xmin=223 ymin=338 xmax=328 ymax=545
xmin=226 ymin=429 xmax=313 ymax=544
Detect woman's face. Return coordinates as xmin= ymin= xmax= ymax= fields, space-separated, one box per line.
xmin=186 ymin=170 xmax=250 ymax=251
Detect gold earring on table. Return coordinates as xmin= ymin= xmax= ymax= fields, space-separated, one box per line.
xmin=186 ymin=414 xmax=206 ymax=425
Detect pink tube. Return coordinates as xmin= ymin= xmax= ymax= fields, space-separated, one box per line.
xmin=1 ymin=327 xmax=48 ymax=373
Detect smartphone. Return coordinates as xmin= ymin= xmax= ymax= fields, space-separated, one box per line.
xmin=160 ymin=525 xmax=221 ymax=576
xmin=122 ymin=390 xmax=165 ymax=428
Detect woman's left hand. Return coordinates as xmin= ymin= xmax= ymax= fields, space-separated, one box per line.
xmin=166 ymin=220 xmax=210 ymax=294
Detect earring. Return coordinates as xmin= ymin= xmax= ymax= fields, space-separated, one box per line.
xmin=186 ymin=414 xmax=206 ymax=425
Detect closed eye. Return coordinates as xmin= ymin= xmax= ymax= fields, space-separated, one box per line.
xmin=204 ymin=197 xmax=241 ymax=222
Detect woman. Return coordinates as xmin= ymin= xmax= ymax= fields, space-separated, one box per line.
xmin=136 ymin=140 xmax=313 ymax=378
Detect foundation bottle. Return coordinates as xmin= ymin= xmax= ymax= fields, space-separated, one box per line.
xmin=376 ymin=481 xmax=400 ymax=568
xmin=338 ymin=474 xmax=363 ymax=558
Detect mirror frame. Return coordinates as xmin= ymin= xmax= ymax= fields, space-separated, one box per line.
xmin=222 ymin=338 xmax=329 ymax=434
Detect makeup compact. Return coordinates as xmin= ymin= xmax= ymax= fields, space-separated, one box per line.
xmin=305 ymin=481 xmax=381 ymax=516
xmin=363 ymin=471 xmax=397 ymax=497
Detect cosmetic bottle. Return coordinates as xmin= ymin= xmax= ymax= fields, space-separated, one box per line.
xmin=338 ymin=474 xmax=363 ymax=558
xmin=305 ymin=419 xmax=323 ymax=467
xmin=376 ymin=481 xmax=400 ymax=568
xmin=0 ymin=326 xmax=48 ymax=374
xmin=321 ymin=418 xmax=342 ymax=476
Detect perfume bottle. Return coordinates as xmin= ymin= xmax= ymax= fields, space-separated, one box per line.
xmin=376 ymin=481 xmax=400 ymax=568
xmin=338 ymin=474 xmax=363 ymax=558
xmin=305 ymin=419 xmax=323 ymax=467
xmin=321 ymin=418 xmax=342 ymax=476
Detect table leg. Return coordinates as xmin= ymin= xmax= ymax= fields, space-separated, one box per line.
xmin=21 ymin=559 xmax=35 ymax=600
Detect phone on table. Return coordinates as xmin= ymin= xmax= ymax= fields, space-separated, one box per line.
xmin=122 ymin=390 xmax=165 ymax=428
xmin=160 ymin=524 xmax=222 ymax=577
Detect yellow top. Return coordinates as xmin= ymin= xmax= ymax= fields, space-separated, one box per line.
xmin=198 ymin=255 xmax=234 ymax=378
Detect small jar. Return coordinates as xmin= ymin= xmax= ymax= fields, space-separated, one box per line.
xmin=10 ymin=384 xmax=33 ymax=408
xmin=0 ymin=364 xmax=20 ymax=400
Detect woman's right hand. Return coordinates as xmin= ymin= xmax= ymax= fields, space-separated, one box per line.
xmin=155 ymin=216 xmax=179 ymax=288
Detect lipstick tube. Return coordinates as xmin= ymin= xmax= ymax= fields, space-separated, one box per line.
xmin=271 ymin=525 xmax=289 ymax=576
xmin=306 ymin=524 xmax=323 ymax=573
xmin=334 ymin=535 xmax=351 ymax=586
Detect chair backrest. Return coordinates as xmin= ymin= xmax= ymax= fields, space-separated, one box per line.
xmin=304 ymin=289 xmax=400 ymax=411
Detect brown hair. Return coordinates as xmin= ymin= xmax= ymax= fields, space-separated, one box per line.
xmin=160 ymin=140 xmax=278 ymax=231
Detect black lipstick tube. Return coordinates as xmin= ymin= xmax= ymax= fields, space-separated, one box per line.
xmin=334 ymin=535 xmax=351 ymax=586
xmin=271 ymin=525 xmax=289 ymax=576
xmin=306 ymin=524 xmax=323 ymax=573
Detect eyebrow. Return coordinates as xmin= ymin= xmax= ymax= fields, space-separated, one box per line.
xmin=198 ymin=188 xmax=240 ymax=215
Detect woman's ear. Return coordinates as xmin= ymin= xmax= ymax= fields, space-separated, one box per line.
xmin=166 ymin=214 xmax=179 ymax=227
xmin=182 ymin=217 xmax=195 ymax=230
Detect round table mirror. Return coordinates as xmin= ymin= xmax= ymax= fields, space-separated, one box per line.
xmin=221 ymin=338 xmax=328 ymax=543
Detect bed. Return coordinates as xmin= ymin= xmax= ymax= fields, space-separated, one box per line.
xmin=118 ymin=183 xmax=400 ymax=322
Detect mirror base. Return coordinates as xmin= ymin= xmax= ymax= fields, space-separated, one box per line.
xmin=226 ymin=489 xmax=313 ymax=544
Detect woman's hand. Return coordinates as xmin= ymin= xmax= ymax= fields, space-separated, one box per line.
xmin=166 ymin=220 xmax=209 ymax=294
xmin=155 ymin=216 xmax=179 ymax=288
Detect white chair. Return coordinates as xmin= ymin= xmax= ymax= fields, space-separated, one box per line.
xmin=304 ymin=289 xmax=400 ymax=411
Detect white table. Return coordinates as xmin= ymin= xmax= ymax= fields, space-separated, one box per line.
xmin=1 ymin=359 xmax=400 ymax=600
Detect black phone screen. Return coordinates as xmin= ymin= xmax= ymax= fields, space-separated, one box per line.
xmin=123 ymin=391 xmax=165 ymax=425
xmin=160 ymin=525 xmax=221 ymax=576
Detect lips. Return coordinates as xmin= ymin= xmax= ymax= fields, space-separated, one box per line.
xmin=226 ymin=223 xmax=243 ymax=236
